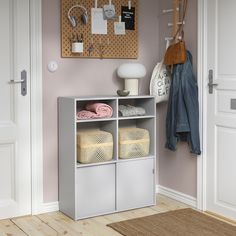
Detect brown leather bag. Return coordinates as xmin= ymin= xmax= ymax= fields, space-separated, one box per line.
xmin=164 ymin=0 xmax=188 ymax=66
xmin=164 ymin=40 xmax=186 ymax=66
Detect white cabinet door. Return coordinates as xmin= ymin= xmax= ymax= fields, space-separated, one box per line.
xmin=76 ymin=164 xmax=116 ymax=219
xmin=117 ymin=159 xmax=155 ymax=211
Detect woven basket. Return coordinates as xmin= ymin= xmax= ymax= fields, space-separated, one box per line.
xmin=119 ymin=127 xmax=150 ymax=159
xmin=77 ymin=130 xmax=113 ymax=164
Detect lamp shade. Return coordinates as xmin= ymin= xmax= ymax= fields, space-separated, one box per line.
xmin=117 ymin=63 xmax=146 ymax=79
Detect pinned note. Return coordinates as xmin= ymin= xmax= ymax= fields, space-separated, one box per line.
xmin=91 ymin=8 xmax=107 ymax=34
xmin=114 ymin=16 xmax=126 ymax=35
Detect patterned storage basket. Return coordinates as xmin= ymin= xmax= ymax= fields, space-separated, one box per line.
xmin=77 ymin=129 xmax=113 ymax=164
xmin=119 ymin=127 xmax=150 ymax=159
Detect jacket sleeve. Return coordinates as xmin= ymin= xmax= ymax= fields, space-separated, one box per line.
xmin=175 ymin=65 xmax=190 ymax=134
xmin=165 ymin=72 xmax=178 ymax=151
xmin=181 ymin=52 xmax=201 ymax=155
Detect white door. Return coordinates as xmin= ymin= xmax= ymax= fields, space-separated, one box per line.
xmin=206 ymin=0 xmax=236 ymax=220
xmin=0 ymin=0 xmax=31 ymax=219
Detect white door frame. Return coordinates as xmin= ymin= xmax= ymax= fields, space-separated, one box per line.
xmin=197 ymin=0 xmax=208 ymax=211
xmin=31 ymin=0 xmax=58 ymax=215
xmin=29 ymin=0 xmax=207 ymax=214
xmin=30 ymin=0 xmax=44 ymax=214
xmin=29 ymin=0 xmax=209 ymax=214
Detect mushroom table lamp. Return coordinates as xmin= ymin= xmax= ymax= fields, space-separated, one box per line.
xmin=117 ymin=63 xmax=147 ymax=96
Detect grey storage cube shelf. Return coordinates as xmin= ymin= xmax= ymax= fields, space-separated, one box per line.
xmin=59 ymin=96 xmax=156 ymax=220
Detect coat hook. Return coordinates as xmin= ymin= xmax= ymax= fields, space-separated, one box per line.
xmin=162 ymin=8 xmax=179 ymax=14
xmin=168 ymin=21 xmax=185 ymax=27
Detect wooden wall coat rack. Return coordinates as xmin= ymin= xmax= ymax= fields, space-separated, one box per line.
xmin=163 ymin=0 xmax=186 ymax=43
xmin=173 ymin=0 xmax=186 ymax=41
xmin=61 ymin=0 xmax=138 ymax=59
xmin=173 ymin=0 xmax=180 ymax=40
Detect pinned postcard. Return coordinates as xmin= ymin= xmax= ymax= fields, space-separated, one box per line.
xmin=114 ymin=16 xmax=126 ymax=35
xmin=91 ymin=8 xmax=107 ymax=34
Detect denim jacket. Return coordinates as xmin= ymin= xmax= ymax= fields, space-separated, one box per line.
xmin=165 ymin=51 xmax=201 ymax=155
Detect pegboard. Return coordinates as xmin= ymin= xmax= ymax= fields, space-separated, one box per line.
xmin=61 ymin=0 xmax=138 ymax=59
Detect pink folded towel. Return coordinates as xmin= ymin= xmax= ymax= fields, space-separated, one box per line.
xmin=76 ymin=110 xmax=98 ymax=120
xmin=77 ymin=103 xmax=113 ymax=120
xmin=86 ymin=103 xmax=113 ymax=118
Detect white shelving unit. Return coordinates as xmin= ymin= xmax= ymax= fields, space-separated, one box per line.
xmin=58 ymin=96 xmax=156 ymax=220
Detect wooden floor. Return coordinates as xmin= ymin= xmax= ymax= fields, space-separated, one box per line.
xmin=0 ymin=195 xmax=189 ymax=236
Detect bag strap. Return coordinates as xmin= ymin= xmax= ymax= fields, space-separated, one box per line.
xmin=166 ymin=38 xmax=171 ymax=49
xmin=173 ymin=0 xmax=188 ymax=41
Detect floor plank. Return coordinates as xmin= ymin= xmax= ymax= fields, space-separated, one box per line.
xmin=11 ymin=216 xmax=57 ymax=236
xmin=0 ymin=220 xmax=26 ymax=236
xmin=105 ymin=207 xmax=158 ymax=224
xmin=150 ymin=194 xmax=189 ymax=213
xmin=77 ymin=218 xmax=121 ymax=236
xmin=37 ymin=211 xmax=92 ymax=236
xmin=38 ymin=211 xmax=121 ymax=236
xmin=88 ymin=216 xmax=122 ymax=235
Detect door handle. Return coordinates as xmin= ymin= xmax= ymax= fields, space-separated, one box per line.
xmin=208 ymin=69 xmax=218 ymax=94
xmin=9 ymin=79 xmax=24 ymax=83
xmin=9 ymin=70 xmax=27 ymax=96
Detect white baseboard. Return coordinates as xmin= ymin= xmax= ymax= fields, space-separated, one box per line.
xmin=34 ymin=186 xmax=196 ymax=215
xmin=156 ymin=185 xmax=197 ymax=208
xmin=38 ymin=202 xmax=59 ymax=214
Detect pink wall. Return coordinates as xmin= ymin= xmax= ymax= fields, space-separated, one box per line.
xmin=157 ymin=0 xmax=198 ymax=197
xmin=42 ymin=0 xmax=198 ymax=203
xmin=42 ymin=0 xmax=160 ymax=202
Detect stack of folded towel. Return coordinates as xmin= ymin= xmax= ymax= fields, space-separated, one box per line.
xmin=77 ymin=103 xmax=113 ymax=120
xmin=119 ymin=105 xmax=146 ymax=117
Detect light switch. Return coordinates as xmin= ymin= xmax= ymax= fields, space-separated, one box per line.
xmin=48 ymin=61 xmax=58 ymax=73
